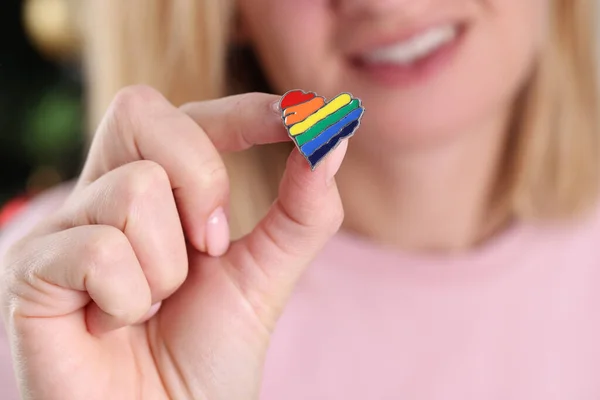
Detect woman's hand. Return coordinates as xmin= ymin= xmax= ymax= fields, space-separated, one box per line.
xmin=0 ymin=85 xmax=346 ymax=400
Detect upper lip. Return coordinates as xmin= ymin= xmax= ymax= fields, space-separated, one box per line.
xmin=346 ymin=19 xmax=468 ymax=58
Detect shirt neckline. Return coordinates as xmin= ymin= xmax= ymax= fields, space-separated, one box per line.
xmin=324 ymin=220 xmax=539 ymax=284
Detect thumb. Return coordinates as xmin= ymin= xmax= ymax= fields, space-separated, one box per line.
xmin=225 ymin=140 xmax=348 ymax=329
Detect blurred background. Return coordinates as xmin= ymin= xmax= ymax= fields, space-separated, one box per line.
xmin=0 ymin=0 xmax=83 ymax=225
xmin=1 ymin=1 xmax=599 ymax=228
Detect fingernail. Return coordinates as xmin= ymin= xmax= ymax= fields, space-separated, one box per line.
xmin=137 ymin=302 xmax=162 ymax=324
xmin=146 ymin=302 xmax=162 ymax=317
xmin=206 ymin=207 xmax=230 ymax=257
xmin=271 ymin=100 xmax=281 ymax=114
xmin=325 ymin=140 xmax=348 ymax=186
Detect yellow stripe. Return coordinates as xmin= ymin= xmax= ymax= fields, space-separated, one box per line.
xmin=289 ymin=94 xmax=352 ymax=135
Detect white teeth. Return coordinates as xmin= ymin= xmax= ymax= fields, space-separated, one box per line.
xmin=362 ymin=25 xmax=457 ymax=65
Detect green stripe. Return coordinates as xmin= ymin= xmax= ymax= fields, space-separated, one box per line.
xmin=295 ymin=100 xmax=360 ymax=146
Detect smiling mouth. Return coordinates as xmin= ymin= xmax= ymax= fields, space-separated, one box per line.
xmin=348 ymin=22 xmax=468 ymax=87
xmin=360 ymin=24 xmax=462 ymax=66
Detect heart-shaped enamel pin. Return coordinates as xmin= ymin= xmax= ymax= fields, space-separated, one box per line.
xmin=279 ymin=90 xmax=365 ymax=170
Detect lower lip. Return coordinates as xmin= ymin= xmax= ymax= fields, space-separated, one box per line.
xmin=351 ymin=26 xmax=468 ymax=87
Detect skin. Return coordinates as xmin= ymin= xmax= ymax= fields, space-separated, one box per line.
xmin=240 ymin=0 xmax=549 ymax=250
xmin=0 ymin=0 xmax=549 ymax=399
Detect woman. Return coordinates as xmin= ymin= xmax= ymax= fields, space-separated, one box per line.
xmin=0 ymin=0 xmax=599 ymax=399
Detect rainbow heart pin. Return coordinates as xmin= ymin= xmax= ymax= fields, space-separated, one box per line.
xmin=279 ymin=90 xmax=365 ymax=170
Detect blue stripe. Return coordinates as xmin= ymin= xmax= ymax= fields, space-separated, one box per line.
xmin=307 ymin=120 xmax=360 ymax=169
xmin=300 ymin=108 xmax=364 ymax=156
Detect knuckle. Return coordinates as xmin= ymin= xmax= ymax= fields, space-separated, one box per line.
xmin=108 ymin=85 xmax=165 ymax=128
xmin=112 ymin=85 xmax=164 ymax=114
xmin=196 ymin=161 xmax=229 ymax=192
xmin=119 ymin=160 xmax=170 ymax=205
xmin=84 ymin=227 xmax=130 ymax=274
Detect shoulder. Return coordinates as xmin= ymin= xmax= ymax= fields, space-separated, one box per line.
xmin=0 ymin=182 xmax=75 ymax=260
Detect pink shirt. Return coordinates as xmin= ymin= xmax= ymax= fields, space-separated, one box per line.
xmin=1 ymin=186 xmax=600 ymax=399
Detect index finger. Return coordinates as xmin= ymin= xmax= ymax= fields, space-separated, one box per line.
xmin=180 ymin=91 xmax=290 ymax=152
xmin=74 ymin=86 xmax=290 ymax=253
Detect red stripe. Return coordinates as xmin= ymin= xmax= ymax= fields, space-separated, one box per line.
xmin=280 ymin=90 xmax=316 ymax=110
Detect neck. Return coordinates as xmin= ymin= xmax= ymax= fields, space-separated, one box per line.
xmin=337 ymin=113 xmax=511 ymax=253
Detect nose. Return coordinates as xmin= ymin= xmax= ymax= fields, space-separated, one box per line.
xmin=333 ymin=0 xmax=426 ymax=18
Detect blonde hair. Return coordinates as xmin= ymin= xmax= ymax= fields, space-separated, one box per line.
xmin=506 ymin=0 xmax=600 ymax=220
xmin=82 ymin=0 xmax=600 ymax=237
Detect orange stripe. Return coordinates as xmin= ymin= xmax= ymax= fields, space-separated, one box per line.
xmin=284 ymin=97 xmax=325 ymax=125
